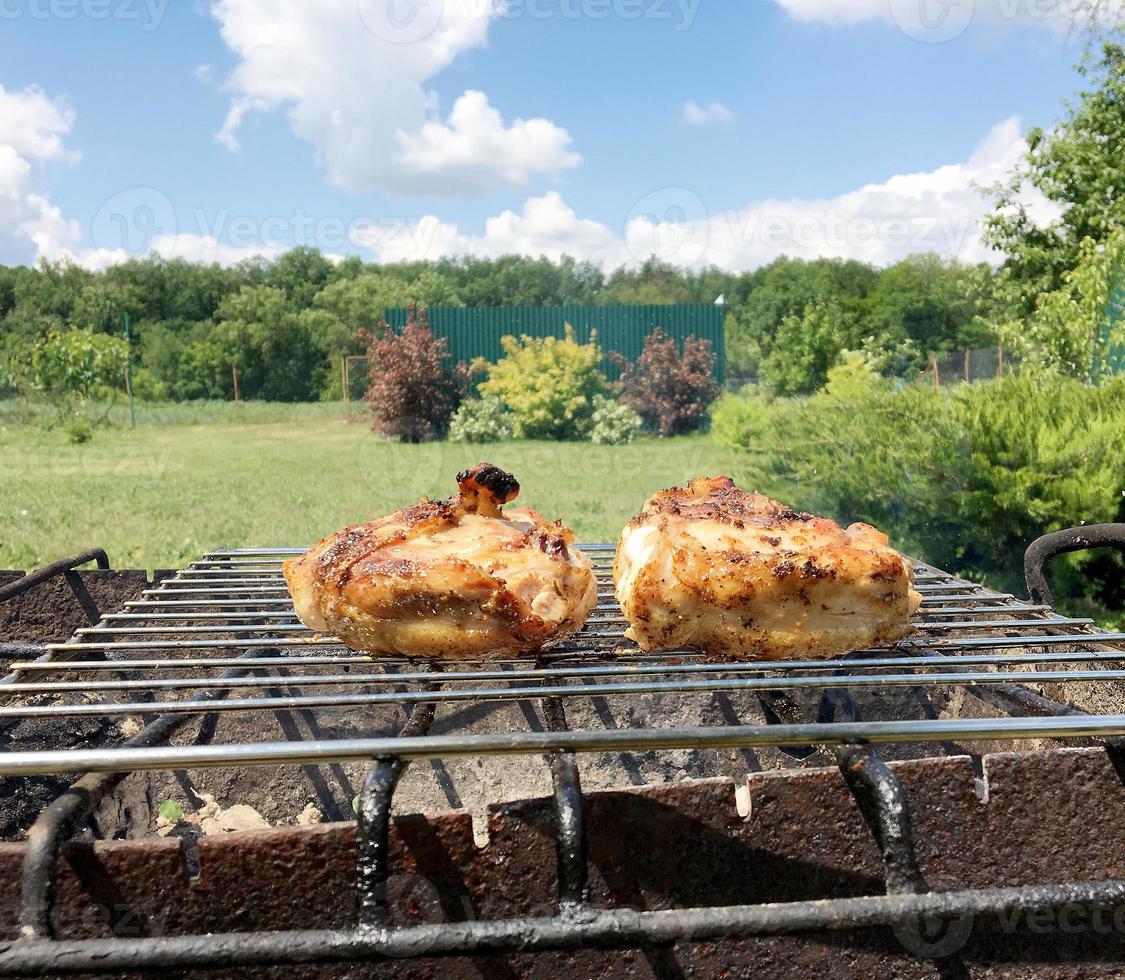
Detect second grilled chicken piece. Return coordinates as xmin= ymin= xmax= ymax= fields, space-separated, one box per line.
xmin=284 ymin=464 xmax=596 ymax=659
xmin=614 ymin=477 xmax=920 ymax=660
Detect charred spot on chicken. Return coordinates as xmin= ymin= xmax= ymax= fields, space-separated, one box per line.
xmin=283 ymin=464 xmax=596 ymax=659
xmin=614 ymin=476 xmax=921 ymax=660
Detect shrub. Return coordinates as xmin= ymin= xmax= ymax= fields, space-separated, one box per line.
xmin=448 ymin=397 xmax=514 ymax=443
xmin=478 ymin=324 xmax=608 ymax=440
xmin=589 ymin=395 xmax=642 ymax=445
xmin=612 ymin=328 xmax=720 ymax=436
xmin=63 ymin=415 xmax=93 ymax=444
xmin=360 ymin=306 xmax=461 ymax=442
xmin=712 ymin=368 xmax=1125 ymax=620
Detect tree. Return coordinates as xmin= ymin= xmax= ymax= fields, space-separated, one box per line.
xmin=985 ymin=42 xmax=1125 ymax=310
xmin=860 ymin=255 xmax=996 ymax=369
xmin=201 ymin=286 xmax=327 ymax=400
xmin=70 ymin=281 xmax=143 ymax=334
xmin=264 ymin=246 xmax=335 ymax=308
xmin=760 ymin=302 xmax=856 ymax=396
xmin=1000 ymin=225 xmax=1125 ymax=380
xmin=27 ymin=330 xmax=128 ymax=415
xmin=726 ymin=257 xmax=877 ymax=378
xmin=613 ymin=328 xmax=720 ymax=436
xmin=361 ymin=306 xmax=462 ymax=441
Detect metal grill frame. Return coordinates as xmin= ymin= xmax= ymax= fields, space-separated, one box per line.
xmin=2 ymin=541 xmax=1125 ymax=974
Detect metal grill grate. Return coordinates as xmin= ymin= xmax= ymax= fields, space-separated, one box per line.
xmin=3 ymin=543 xmax=1125 ymax=776
xmin=4 ymin=542 xmax=1125 ymax=975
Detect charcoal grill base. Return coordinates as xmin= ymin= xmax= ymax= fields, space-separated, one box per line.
xmin=3 ymin=748 xmax=1125 ymax=977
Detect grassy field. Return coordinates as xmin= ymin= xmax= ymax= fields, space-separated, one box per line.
xmin=0 ymin=418 xmax=737 ymax=571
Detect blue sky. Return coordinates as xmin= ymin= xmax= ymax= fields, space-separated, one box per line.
xmin=0 ymin=0 xmax=1100 ymax=271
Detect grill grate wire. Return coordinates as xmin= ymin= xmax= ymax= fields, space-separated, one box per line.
xmin=2 ymin=542 xmax=1124 ymax=775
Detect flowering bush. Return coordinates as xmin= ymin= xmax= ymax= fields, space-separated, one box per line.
xmin=478 ymin=324 xmax=609 ymax=440
xmin=613 ymin=328 xmax=720 ymax=436
xmin=589 ymin=395 xmax=642 ymax=445
xmin=448 ymin=396 xmax=514 ymax=443
xmin=360 ymin=305 xmax=461 ymax=442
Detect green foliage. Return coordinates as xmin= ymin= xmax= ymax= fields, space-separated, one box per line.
xmin=1000 ymin=226 xmax=1125 ymax=381
xmin=713 ymin=372 xmax=1125 ymax=615
xmin=478 ymin=325 xmax=609 ymax=440
xmin=27 ymin=330 xmax=128 ymax=412
xmin=448 ymin=397 xmax=514 ymax=443
xmin=985 ymin=42 xmax=1125 ymax=310
xmin=589 ymin=395 xmax=643 ymax=445
xmin=760 ymin=302 xmax=853 ymax=395
xmin=726 ymin=257 xmax=877 ymax=378
xmin=199 ymin=286 xmax=328 ymax=401
xmin=860 ymin=255 xmax=997 ymax=364
xmin=63 ymin=415 xmax=93 ymax=444
xmin=157 ymin=799 xmax=184 ymax=823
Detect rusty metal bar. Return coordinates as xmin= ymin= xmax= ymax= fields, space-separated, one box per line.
xmin=2 ymin=880 xmax=1125 ymax=974
xmin=835 ymin=743 xmax=968 ymax=978
xmin=355 ymin=683 xmax=437 ymax=928
xmin=1024 ymin=524 xmax=1125 ymax=608
xmin=17 ymin=647 xmax=283 ymax=940
xmin=541 ymin=689 xmax=588 ymax=913
xmin=0 ymin=549 xmax=110 ymax=605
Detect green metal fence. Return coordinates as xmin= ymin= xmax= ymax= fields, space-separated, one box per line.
xmin=384 ymin=304 xmax=726 ymax=382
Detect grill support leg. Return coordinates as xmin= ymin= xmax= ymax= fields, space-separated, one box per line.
xmin=542 ymin=694 xmax=589 ymax=913
xmin=355 ymin=701 xmax=436 ymax=930
xmin=836 ymin=743 xmax=969 ymax=979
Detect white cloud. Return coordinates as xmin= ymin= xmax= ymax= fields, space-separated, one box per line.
xmin=0 ymin=85 xmax=287 ymax=270
xmin=0 ymin=84 xmax=82 ymax=266
xmin=357 ymin=190 xmax=630 ymax=266
xmin=355 ymin=117 xmax=1058 ymax=271
xmin=682 ymin=100 xmax=733 ymax=125
xmin=770 ymin=0 xmax=1124 ymax=38
xmin=396 ymin=90 xmax=581 ymax=193
xmin=207 ymin=0 xmax=579 ymax=195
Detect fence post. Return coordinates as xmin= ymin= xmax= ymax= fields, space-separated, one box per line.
xmin=930 ymin=356 xmax=940 ymax=389
xmin=18 ymin=383 xmax=25 ymax=423
xmin=997 ymin=345 xmax=1004 ymax=377
xmin=232 ymin=363 xmax=240 ymax=414
xmin=342 ymin=355 xmax=350 ymax=423
xmin=963 ymin=349 xmax=970 ymax=383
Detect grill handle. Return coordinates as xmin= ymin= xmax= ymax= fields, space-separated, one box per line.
xmin=1024 ymin=524 xmax=1125 ymax=608
xmin=0 ymin=548 xmax=110 ymax=605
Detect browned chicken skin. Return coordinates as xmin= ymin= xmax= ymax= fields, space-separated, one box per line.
xmin=614 ymin=477 xmax=921 ymax=660
xmin=284 ymin=464 xmax=596 ymax=659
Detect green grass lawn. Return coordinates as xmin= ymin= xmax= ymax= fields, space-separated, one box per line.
xmin=0 ymin=418 xmax=738 ymax=571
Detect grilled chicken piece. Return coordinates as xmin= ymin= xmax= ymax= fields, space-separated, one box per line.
xmin=283 ymin=464 xmax=596 ymax=659
xmin=614 ymin=477 xmax=921 ymax=660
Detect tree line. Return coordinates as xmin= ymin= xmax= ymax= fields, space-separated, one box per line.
xmin=0 ymin=247 xmax=1002 ymax=404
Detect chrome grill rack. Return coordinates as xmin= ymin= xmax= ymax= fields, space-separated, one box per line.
xmin=3 ymin=543 xmax=1125 ymax=773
